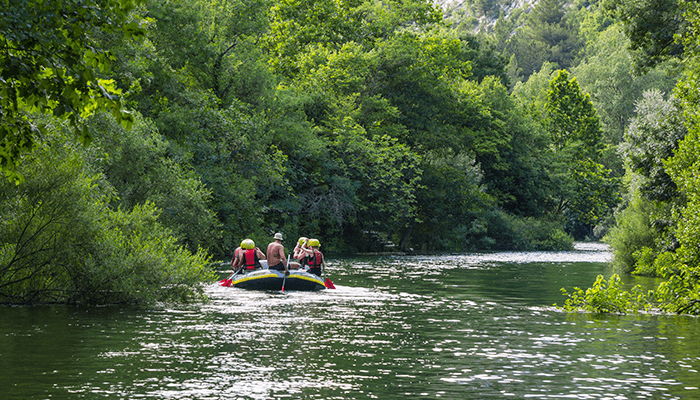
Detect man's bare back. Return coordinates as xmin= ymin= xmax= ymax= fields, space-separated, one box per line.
xmin=266 ymin=241 xmax=286 ymax=268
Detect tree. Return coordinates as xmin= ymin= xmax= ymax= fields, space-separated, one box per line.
xmin=567 ymin=159 xmax=620 ymax=237
xmin=263 ymin=0 xmax=442 ymax=78
xmin=586 ymin=1 xmax=700 ymax=314
xmin=574 ymin=25 xmax=677 ymax=145
xmin=411 ymin=150 xmax=493 ymax=251
xmin=327 ymin=117 xmax=422 ymax=239
xmin=0 ymin=130 xmax=212 ymax=305
xmin=621 ymin=90 xmax=686 ymax=202
xmin=146 ymin=0 xmax=272 ymax=108
xmin=0 ymin=0 xmax=144 ymax=182
xmin=545 ymin=70 xmax=603 ymax=159
xmin=654 ymin=1 xmax=700 ymax=313
xmin=86 ymin=113 xmax=222 ymax=254
xmin=506 ymin=0 xmax=583 ymax=78
xmin=604 ymin=0 xmax=685 ymax=73
xmin=264 ymin=0 xmax=366 ymax=78
xmin=544 ymin=69 xmax=618 ymax=238
xmin=573 ymin=24 xmax=677 ymax=177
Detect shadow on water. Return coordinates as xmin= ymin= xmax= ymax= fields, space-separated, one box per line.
xmin=1 ymin=243 xmax=699 ymax=399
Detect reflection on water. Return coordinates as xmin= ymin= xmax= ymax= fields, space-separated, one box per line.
xmin=1 ymin=243 xmax=699 ymax=399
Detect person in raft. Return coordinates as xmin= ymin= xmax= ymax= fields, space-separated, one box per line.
xmin=299 ymin=238 xmax=326 ymax=277
xmin=236 ymin=238 xmax=266 ymax=273
xmin=266 ymin=232 xmax=289 ymax=274
xmin=292 ymin=236 xmax=309 ymax=270
xmin=230 ymin=240 xmax=244 ymax=271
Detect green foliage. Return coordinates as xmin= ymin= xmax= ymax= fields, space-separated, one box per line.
xmin=542 ymin=69 xmax=619 ymax=238
xmin=631 ymin=246 xmax=672 ymax=276
xmin=655 ymin=249 xmax=700 ymax=314
xmin=545 ymin=70 xmax=603 ymax=158
xmin=511 ymin=62 xmax=558 ymax=123
xmin=264 ymin=0 xmax=365 ymax=78
xmin=560 ymin=274 xmax=652 ymax=313
xmin=328 ymin=119 xmax=422 ymax=232
xmin=505 ymin=0 xmax=583 ymax=79
xmin=604 ymin=0 xmax=684 ymax=74
xmin=410 ymin=150 xmax=492 ymax=251
xmin=598 ymin=2 xmax=700 ymax=315
xmin=475 ymin=76 xmax=554 ymax=216
xmin=0 ymin=130 xmax=213 ymax=306
xmin=620 ymin=90 xmax=686 ymax=202
xmin=87 ymin=203 xmax=213 ymax=305
xmin=573 ymin=25 xmax=677 ymax=150
xmin=147 ymin=0 xmax=272 ymax=108
xmin=87 ymin=113 xmax=222 ymax=254
xmin=642 ymin=2 xmax=700 ymax=314
xmin=0 ymin=0 xmax=144 ymax=182
xmin=567 ymin=159 xmax=620 ymax=232
xmin=7 ymin=0 xmax=670 ymax=272
xmin=487 ymin=212 xmax=574 ymax=251
xmin=604 ymin=195 xmax=660 ymax=273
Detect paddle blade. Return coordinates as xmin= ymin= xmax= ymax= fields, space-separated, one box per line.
xmin=324 ymin=278 xmax=335 ymax=289
xmin=221 ymin=279 xmax=232 ymax=287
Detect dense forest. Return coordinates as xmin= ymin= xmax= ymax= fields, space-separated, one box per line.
xmin=1 ymin=0 xmax=699 ymax=312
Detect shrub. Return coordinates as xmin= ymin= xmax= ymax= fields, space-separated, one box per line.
xmin=484 ymin=211 xmax=573 ymax=251
xmin=0 ymin=131 xmax=214 ymax=306
xmin=604 ymin=195 xmax=658 ymax=273
xmin=560 ymin=274 xmax=652 ymax=314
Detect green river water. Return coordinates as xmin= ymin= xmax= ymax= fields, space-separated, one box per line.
xmin=2 ymin=243 xmax=699 ymax=399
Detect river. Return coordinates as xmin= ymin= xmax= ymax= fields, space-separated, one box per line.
xmin=1 ymin=243 xmax=699 ymax=399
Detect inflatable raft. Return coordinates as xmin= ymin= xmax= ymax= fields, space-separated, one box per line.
xmin=231 ymin=263 xmax=326 ymax=291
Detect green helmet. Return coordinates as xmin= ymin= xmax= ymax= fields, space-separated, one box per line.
xmin=308 ymin=238 xmax=320 ymax=247
xmin=242 ymin=238 xmax=255 ymax=249
xmin=298 ymin=236 xmax=308 ymax=245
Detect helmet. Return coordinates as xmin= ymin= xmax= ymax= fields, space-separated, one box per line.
xmin=274 ymin=232 xmax=284 ymax=240
xmin=242 ymin=239 xmax=255 ymax=249
xmin=308 ymin=238 xmax=320 ymax=247
xmin=298 ymin=237 xmax=308 ymax=245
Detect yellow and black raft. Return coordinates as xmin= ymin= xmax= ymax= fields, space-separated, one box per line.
xmin=231 ymin=262 xmax=326 ymax=291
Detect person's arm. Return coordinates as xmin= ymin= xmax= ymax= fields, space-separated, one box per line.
xmin=233 ymin=252 xmax=243 ymax=271
xmin=280 ymin=247 xmax=288 ymax=268
xmin=257 ymin=248 xmax=266 ymax=259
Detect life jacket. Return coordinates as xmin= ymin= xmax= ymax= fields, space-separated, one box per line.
xmin=307 ymin=249 xmax=323 ymax=268
xmin=243 ymin=248 xmax=260 ymax=270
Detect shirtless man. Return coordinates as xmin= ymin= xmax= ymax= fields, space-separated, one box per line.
xmin=266 ymin=232 xmax=288 ymax=274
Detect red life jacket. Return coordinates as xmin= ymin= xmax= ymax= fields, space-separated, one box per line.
xmin=307 ymin=249 xmax=323 ymax=268
xmin=243 ymin=249 xmax=260 ymax=270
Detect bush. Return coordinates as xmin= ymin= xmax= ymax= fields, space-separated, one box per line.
xmin=0 ymin=131 xmax=214 ymax=306
xmin=560 ymin=274 xmax=652 ymax=314
xmin=604 ymin=195 xmax=658 ymax=273
xmin=484 ymin=211 xmax=573 ymax=251
xmin=87 ymin=113 xmax=222 ymax=254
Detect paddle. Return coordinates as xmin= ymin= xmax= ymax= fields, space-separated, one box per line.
xmin=220 ymin=268 xmax=240 ymax=287
xmin=281 ymin=253 xmax=291 ymax=292
xmin=321 ymin=264 xmax=335 ymax=289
